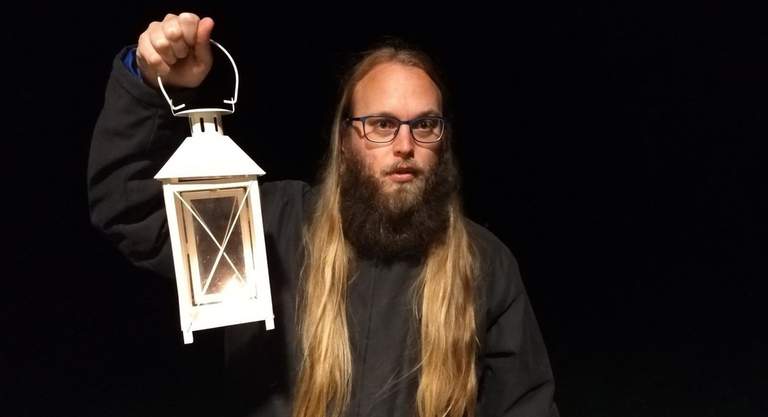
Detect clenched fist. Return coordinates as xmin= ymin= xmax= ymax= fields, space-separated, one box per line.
xmin=136 ymin=12 xmax=215 ymax=88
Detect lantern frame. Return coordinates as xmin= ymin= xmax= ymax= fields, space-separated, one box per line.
xmin=161 ymin=178 xmax=275 ymax=344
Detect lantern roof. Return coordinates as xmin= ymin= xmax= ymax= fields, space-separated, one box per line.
xmin=155 ymin=133 xmax=265 ymax=181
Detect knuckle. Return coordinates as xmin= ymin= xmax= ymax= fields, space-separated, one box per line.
xmin=178 ymin=12 xmax=199 ymax=23
xmin=147 ymin=21 xmax=161 ymax=33
xmin=173 ymin=44 xmax=189 ymax=59
xmin=164 ymin=24 xmax=181 ymax=40
xmin=147 ymin=55 xmax=163 ymax=67
xmin=153 ymin=36 xmax=170 ymax=51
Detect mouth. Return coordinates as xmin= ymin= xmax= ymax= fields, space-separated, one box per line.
xmin=386 ymin=167 xmax=418 ymax=183
xmin=388 ymin=173 xmax=415 ymax=182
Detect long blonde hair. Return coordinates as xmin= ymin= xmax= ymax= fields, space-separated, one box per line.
xmin=294 ymin=43 xmax=479 ymax=417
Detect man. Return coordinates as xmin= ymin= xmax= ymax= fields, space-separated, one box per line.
xmin=88 ymin=12 xmax=558 ymax=417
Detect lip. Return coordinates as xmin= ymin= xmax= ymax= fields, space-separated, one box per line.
xmin=387 ymin=172 xmax=415 ymax=182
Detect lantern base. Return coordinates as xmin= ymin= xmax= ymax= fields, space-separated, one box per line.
xmin=181 ymin=316 xmax=276 ymax=344
xmin=180 ymin=299 xmax=275 ymax=344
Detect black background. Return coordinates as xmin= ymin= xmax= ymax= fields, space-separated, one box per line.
xmin=6 ymin=2 xmax=767 ymax=416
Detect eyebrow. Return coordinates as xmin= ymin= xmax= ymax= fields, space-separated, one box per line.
xmin=370 ymin=110 xmax=443 ymax=119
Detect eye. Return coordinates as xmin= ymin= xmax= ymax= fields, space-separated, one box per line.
xmin=413 ymin=118 xmax=439 ymax=130
xmin=369 ymin=117 xmax=398 ymax=130
xmin=377 ymin=118 xmax=397 ymax=129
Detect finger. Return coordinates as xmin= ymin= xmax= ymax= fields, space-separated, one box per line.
xmin=137 ymin=32 xmax=171 ymax=79
xmin=148 ymin=21 xmax=177 ymax=66
xmin=161 ymin=15 xmax=189 ymax=59
xmin=193 ymin=17 xmax=215 ymax=65
xmin=177 ymin=12 xmax=200 ymax=47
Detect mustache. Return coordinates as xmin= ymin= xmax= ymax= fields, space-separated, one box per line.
xmin=381 ymin=161 xmax=424 ymax=176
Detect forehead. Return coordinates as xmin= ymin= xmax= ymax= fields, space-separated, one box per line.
xmin=351 ymin=62 xmax=442 ymax=115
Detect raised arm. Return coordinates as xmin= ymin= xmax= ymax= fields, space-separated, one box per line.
xmin=87 ymin=13 xmax=215 ymax=277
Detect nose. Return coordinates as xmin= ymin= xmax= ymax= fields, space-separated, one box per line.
xmin=392 ymin=123 xmax=415 ymax=158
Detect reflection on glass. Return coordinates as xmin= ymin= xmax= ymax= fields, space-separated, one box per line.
xmin=177 ymin=187 xmax=254 ymax=305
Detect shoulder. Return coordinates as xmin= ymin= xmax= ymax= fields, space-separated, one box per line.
xmin=464 ymin=219 xmax=526 ymax=319
xmin=259 ymin=180 xmax=312 ymax=219
xmin=259 ymin=179 xmax=312 ymax=199
xmin=258 ymin=179 xmax=312 ymax=214
xmin=465 ymin=219 xmax=521 ymax=282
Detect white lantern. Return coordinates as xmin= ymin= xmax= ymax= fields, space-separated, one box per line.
xmin=154 ymin=40 xmax=274 ymax=344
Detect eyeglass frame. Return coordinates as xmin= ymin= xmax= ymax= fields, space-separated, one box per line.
xmin=345 ymin=115 xmax=446 ymax=144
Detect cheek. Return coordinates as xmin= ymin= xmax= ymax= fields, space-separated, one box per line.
xmin=344 ymin=139 xmax=377 ymax=173
xmin=418 ymin=146 xmax=441 ymax=170
xmin=364 ymin=151 xmax=388 ymax=175
xmin=351 ymin=140 xmax=389 ymax=173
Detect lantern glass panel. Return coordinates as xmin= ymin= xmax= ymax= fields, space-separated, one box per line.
xmin=177 ymin=187 xmax=255 ymax=305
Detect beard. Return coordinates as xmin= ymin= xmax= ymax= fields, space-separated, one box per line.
xmin=339 ymin=148 xmax=458 ymax=262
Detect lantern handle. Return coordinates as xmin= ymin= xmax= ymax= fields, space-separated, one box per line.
xmin=156 ymin=39 xmax=240 ymax=117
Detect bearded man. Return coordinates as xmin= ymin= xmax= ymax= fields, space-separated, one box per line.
xmin=88 ymin=12 xmax=558 ymax=417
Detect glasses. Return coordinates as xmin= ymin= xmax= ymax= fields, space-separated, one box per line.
xmin=347 ymin=115 xmax=445 ymax=143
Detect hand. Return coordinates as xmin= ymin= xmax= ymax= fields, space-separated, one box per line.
xmin=136 ymin=12 xmax=215 ymax=88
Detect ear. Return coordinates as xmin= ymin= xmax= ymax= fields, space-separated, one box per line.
xmin=338 ymin=140 xmax=348 ymax=174
xmin=340 ymin=133 xmax=349 ymax=155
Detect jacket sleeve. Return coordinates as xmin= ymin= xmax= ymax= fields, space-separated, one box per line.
xmin=477 ymin=241 xmax=559 ymax=417
xmin=87 ymin=46 xmax=189 ymax=279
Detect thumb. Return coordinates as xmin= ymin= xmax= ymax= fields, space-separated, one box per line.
xmin=194 ymin=17 xmax=215 ymax=65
